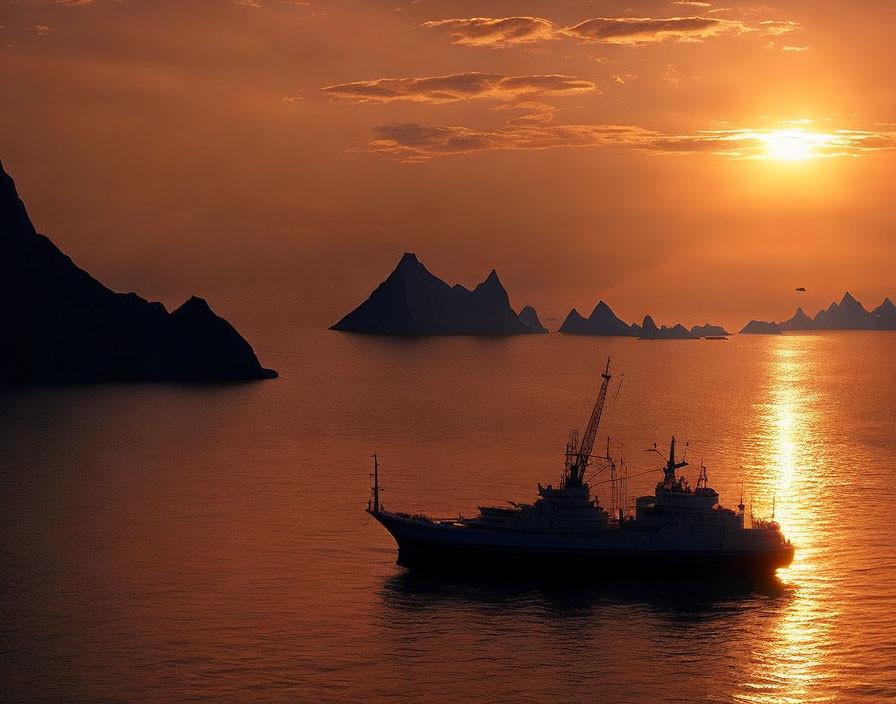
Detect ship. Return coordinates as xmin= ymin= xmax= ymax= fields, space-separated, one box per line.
xmin=367 ymin=360 xmax=794 ymax=575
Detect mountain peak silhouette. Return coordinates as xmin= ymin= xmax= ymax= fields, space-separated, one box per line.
xmin=177 ymin=295 xmax=213 ymax=314
xmin=518 ymin=305 xmax=547 ymax=332
xmin=780 ymin=292 xmax=894 ymax=331
xmin=590 ymin=300 xmax=613 ymax=317
xmin=740 ymin=320 xmax=782 ymax=334
xmin=780 ymin=306 xmax=814 ymax=331
xmin=690 ymin=323 xmax=729 ymax=337
xmin=558 ymin=299 xmax=634 ymax=336
xmin=394 ymin=252 xmax=428 ymax=275
xmin=813 ymin=291 xmax=871 ymax=329
xmin=475 ymin=268 xmax=505 ymax=295
xmin=638 ymin=315 xmax=698 ymax=339
xmin=559 ymin=300 xmax=717 ymax=338
xmin=870 ymin=297 xmax=896 ymax=329
xmin=331 ymin=254 xmax=545 ymax=335
xmin=0 ymin=157 xmax=276 ymax=383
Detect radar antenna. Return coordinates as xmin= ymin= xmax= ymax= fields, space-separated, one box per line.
xmin=645 ymin=436 xmax=689 ymax=488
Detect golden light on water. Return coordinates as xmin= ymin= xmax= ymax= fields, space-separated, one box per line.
xmin=739 ymin=339 xmax=840 ymax=704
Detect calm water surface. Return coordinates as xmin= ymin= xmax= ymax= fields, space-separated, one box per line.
xmin=2 ymin=331 xmax=895 ymax=703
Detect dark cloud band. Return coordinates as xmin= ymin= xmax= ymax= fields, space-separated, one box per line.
xmin=321 ymin=72 xmax=595 ymax=104
xmin=422 ymin=13 xmax=797 ymax=48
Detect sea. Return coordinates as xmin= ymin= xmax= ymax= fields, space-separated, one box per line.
xmin=2 ymin=329 xmax=895 ymax=703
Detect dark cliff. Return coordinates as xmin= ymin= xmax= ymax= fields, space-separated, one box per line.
xmin=0 ymin=158 xmax=276 ymax=384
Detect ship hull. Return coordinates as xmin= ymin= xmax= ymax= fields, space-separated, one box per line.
xmin=371 ymin=511 xmax=795 ymax=576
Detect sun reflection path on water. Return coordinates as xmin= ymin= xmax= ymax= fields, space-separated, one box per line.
xmin=737 ymin=339 xmax=841 ymax=704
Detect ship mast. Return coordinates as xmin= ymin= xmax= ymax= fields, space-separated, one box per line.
xmin=662 ymin=436 xmax=689 ymax=487
xmin=369 ymin=453 xmax=380 ymax=513
xmin=568 ymin=359 xmax=612 ymax=486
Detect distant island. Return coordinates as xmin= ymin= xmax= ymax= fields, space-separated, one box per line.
xmin=559 ymin=301 xmax=634 ymax=336
xmin=780 ymin=292 xmax=895 ymax=330
xmin=1 ymin=158 xmax=276 ymax=384
xmin=330 ymin=252 xmax=547 ymax=335
xmin=740 ymin=292 xmax=896 ymax=334
xmin=637 ymin=315 xmax=699 ymax=340
xmin=558 ymin=300 xmax=727 ymax=339
xmin=740 ymin=320 xmax=782 ymax=335
xmin=518 ymin=305 xmax=548 ymax=333
xmin=690 ymin=323 xmax=730 ymax=337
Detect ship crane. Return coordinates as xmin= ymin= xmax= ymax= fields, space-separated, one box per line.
xmin=567 ymin=358 xmax=612 ymax=486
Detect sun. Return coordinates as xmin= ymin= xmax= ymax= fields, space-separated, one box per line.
xmin=758 ymin=129 xmax=833 ymax=161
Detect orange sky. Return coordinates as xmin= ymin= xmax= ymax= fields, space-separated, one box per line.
xmin=2 ymin=0 xmax=895 ymax=332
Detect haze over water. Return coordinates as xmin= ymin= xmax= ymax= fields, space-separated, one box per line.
xmin=2 ymin=330 xmax=894 ymax=702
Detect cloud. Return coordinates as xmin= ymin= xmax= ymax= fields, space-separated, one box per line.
xmin=28 ymin=24 xmax=52 ymax=36
xmin=495 ymin=101 xmax=557 ymax=125
xmin=564 ymin=16 xmax=745 ymax=45
xmin=420 ymin=17 xmax=555 ymax=48
xmin=357 ymin=120 xmax=896 ymax=163
xmin=758 ymin=20 xmax=799 ymax=35
xmin=365 ymin=122 xmax=658 ymax=163
xmin=321 ymin=72 xmax=595 ymax=104
xmin=672 ymin=1 xmax=713 ymax=6
xmin=422 ymin=13 xmax=798 ymax=48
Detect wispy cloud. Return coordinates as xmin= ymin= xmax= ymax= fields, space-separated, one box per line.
xmin=357 ymin=118 xmax=896 ymax=163
xmin=420 ymin=17 xmax=555 ymax=48
xmin=564 ymin=16 xmax=745 ymax=45
xmin=495 ymin=101 xmax=557 ymax=125
xmin=28 ymin=24 xmax=52 ymax=36
xmin=758 ymin=20 xmax=799 ymax=36
xmin=422 ymin=13 xmax=797 ymax=48
xmin=320 ymin=72 xmax=595 ymax=104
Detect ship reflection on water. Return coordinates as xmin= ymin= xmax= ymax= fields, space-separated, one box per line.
xmin=380 ymin=569 xmax=790 ymax=614
xmin=375 ymin=567 xmax=800 ymax=703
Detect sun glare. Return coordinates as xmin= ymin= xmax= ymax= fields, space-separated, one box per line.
xmin=758 ymin=129 xmax=834 ymax=161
